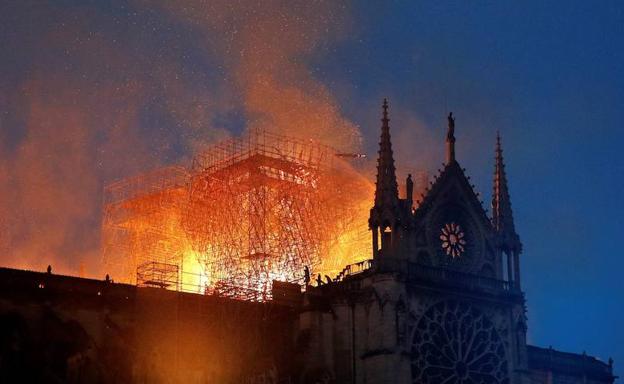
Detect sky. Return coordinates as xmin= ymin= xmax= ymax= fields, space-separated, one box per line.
xmin=0 ymin=0 xmax=622 ymax=377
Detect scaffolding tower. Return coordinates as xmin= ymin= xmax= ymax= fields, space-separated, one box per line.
xmin=186 ymin=130 xmax=335 ymax=300
xmin=102 ymin=129 xmax=373 ymax=301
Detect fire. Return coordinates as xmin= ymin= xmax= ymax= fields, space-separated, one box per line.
xmin=180 ymin=249 xmax=210 ymax=293
xmin=102 ymin=129 xmax=373 ymax=300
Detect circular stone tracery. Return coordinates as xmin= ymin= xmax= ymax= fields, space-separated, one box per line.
xmin=429 ymin=205 xmax=482 ymax=270
xmin=440 ymin=222 xmax=466 ymax=258
xmin=411 ymin=301 xmax=509 ymax=384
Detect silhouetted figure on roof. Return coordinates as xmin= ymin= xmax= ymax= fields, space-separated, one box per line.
xmin=105 ymin=274 xmax=110 ymax=283
xmin=47 ymin=265 xmax=52 ymax=274
xmin=316 ymin=274 xmax=322 ymax=286
xmin=304 ymin=266 xmax=310 ymax=285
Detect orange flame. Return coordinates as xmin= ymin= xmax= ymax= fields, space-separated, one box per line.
xmin=102 ymin=130 xmax=373 ymax=300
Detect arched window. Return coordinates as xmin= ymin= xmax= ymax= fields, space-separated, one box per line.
xmin=381 ymin=226 xmax=392 ymax=250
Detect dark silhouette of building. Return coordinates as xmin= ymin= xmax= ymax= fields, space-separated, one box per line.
xmin=0 ymin=100 xmax=616 ymax=383
xmin=297 ymin=100 xmax=616 ymax=383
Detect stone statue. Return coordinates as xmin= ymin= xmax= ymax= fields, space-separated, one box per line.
xmin=406 ymin=173 xmax=414 ymax=203
xmin=447 ymin=112 xmax=455 ymax=141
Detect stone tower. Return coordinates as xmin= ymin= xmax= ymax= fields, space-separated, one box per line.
xmin=297 ymin=102 xmax=614 ymax=384
xmin=369 ymin=99 xmax=412 ymax=259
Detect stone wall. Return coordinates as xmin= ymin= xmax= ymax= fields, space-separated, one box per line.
xmin=0 ymin=267 xmax=296 ymax=383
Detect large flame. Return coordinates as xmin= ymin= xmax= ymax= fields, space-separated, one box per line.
xmin=102 ymin=130 xmax=373 ymax=300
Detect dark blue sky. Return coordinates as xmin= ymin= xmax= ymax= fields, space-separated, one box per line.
xmin=329 ymin=1 xmax=623 ymax=373
xmin=329 ymin=1 xmax=624 ymax=374
xmin=1 ymin=0 xmax=622 ymax=376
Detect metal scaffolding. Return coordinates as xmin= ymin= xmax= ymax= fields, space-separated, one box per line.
xmin=102 ymin=129 xmax=373 ymax=301
xmin=102 ymin=166 xmax=191 ymax=285
xmin=136 ymin=261 xmax=179 ymax=289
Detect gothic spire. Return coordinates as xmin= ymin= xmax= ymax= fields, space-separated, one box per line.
xmin=446 ymin=112 xmax=456 ymax=164
xmin=492 ymin=132 xmax=519 ymax=246
xmin=374 ymin=99 xmax=399 ymax=208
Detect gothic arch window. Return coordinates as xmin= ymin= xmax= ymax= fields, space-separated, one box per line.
xmin=411 ymin=301 xmax=509 ymax=384
xmin=381 ymin=226 xmax=392 ymax=249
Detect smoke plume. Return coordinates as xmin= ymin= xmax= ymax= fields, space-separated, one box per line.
xmin=0 ymin=1 xmax=362 ymax=276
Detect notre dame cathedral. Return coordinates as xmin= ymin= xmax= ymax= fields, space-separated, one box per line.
xmin=0 ymin=100 xmax=616 ymax=383
xmin=296 ymin=100 xmax=616 ymax=384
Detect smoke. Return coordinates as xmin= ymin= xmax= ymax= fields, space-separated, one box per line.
xmin=389 ymin=102 xmax=440 ymax=181
xmin=150 ymin=0 xmax=361 ymax=151
xmin=0 ymin=25 xmax=166 ymax=275
xmin=0 ymin=1 xmax=361 ymax=276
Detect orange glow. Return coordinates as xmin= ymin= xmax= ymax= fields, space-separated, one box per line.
xmin=102 ymin=130 xmax=373 ymax=300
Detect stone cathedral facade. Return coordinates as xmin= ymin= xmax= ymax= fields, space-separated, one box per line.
xmin=297 ymin=100 xmax=616 ymax=384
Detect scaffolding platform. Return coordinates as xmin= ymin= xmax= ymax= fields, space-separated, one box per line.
xmin=137 ymin=261 xmax=179 ymax=289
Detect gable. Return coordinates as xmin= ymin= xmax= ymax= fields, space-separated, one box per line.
xmin=414 ymin=162 xmax=492 ymax=229
xmin=412 ymin=161 xmax=497 ymax=274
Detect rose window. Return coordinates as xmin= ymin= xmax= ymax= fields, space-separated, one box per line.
xmin=411 ymin=301 xmax=509 ymax=384
xmin=440 ymin=222 xmax=466 ymax=258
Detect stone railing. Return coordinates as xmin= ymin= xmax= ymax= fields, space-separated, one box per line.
xmin=406 ymin=262 xmax=516 ymax=293
xmin=333 ymin=258 xmax=519 ymax=296
xmin=334 ymin=260 xmax=374 ymax=282
xmin=527 ymin=345 xmax=615 ymax=381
